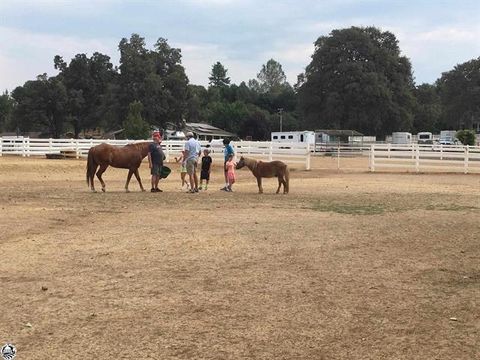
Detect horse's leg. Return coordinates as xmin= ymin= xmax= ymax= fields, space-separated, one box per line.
xmin=133 ymin=169 xmax=146 ymax=192
xmin=276 ymin=176 xmax=282 ymax=194
xmin=90 ymin=164 xmax=99 ymax=192
xmin=282 ymin=176 xmax=288 ymax=194
xmin=125 ymin=170 xmax=134 ymax=193
xmin=256 ymin=177 xmax=263 ymax=194
xmin=96 ymin=164 xmax=108 ymax=192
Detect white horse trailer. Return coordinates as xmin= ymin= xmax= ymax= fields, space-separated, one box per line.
xmin=391 ymin=132 xmax=412 ymax=145
xmin=271 ymin=131 xmax=315 ymax=146
xmin=439 ymin=130 xmax=459 ymax=145
xmin=417 ymin=132 xmax=433 ymax=144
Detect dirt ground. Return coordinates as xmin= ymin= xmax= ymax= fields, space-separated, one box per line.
xmin=0 ymin=155 xmax=479 ymax=360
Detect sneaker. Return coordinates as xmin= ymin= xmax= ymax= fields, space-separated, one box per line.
xmin=194 ymin=188 xmax=199 ymax=193
xmin=220 ymin=186 xmax=227 ymax=191
xmin=150 ymin=188 xmax=156 ymax=193
xmin=155 ymin=188 xmax=163 ymax=192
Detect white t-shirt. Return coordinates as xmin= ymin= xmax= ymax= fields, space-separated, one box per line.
xmin=184 ymin=137 xmax=201 ymax=161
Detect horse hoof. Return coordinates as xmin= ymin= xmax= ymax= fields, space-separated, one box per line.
xmin=141 ymin=189 xmax=146 ymax=192
xmin=125 ymin=189 xmax=130 ymax=193
xmin=102 ymin=188 xmax=106 ymax=193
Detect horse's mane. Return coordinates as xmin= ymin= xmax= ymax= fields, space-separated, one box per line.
xmin=242 ymin=157 xmax=258 ymax=171
xmin=127 ymin=141 xmax=150 ymax=149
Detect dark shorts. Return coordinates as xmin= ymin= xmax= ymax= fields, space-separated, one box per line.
xmin=200 ymin=170 xmax=210 ymax=181
xmin=151 ymin=165 xmax=162 ymax=176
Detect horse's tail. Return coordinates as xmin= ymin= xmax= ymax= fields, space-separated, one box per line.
xmin=284 ymin=165 xmax=290 ymax=193
xmin=86 ymin=148 xmax=96 ymax=187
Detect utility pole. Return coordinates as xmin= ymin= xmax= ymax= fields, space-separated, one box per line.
xmin=278 ymin=108 xmax=283 ymax=132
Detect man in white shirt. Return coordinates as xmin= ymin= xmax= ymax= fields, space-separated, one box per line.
xmin=184 ymin=131 xmax=201 ymax=193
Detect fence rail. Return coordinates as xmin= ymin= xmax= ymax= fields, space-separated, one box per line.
xmin=0 ymin=137 xmax=312 ymax=170
xmin=370 ymin=143 xmax=480 ymax=173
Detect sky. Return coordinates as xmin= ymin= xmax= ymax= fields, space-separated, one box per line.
xmin=1 ymin=0 xmax=480 ymax=92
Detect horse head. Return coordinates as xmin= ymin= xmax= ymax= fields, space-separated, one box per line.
xmin=236 ymin=156 xmax=246 ymax=169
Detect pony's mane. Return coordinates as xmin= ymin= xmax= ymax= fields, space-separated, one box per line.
xmin=242 ymin=157 xmax=258 ymax=170
xmin=128 ymin=141 xmax=150 ymax=149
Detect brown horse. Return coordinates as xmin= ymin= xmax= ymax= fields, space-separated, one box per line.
xmin=236 ymin=156 xmax=289 ymax=194
xmin=86 ymin=142 xmax=151 ymax=192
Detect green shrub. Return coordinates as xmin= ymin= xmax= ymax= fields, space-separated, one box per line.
xmin=123 ymin=101 xmax=149 ymax=140
xmin=456 ymin=129 xmax=476 ymax=146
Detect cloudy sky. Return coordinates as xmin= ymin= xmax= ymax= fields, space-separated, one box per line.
xmin=1 ymin=0 xmax=479 ymax=92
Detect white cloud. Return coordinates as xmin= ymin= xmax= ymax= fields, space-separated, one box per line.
xmin=0 ymin=0 xmax=115 ymax=14
xmin=392 ymin=24 xmax=480 ymax=82
xmin=264 ymin=43 xmax=314 ymax=64
xmin=183 ymin=0 xmax=239 ymax=5
xmin=177 ymin=41 xmax=259 ymax=86
xmin=0 ymin=26 xmax=118 ymax=91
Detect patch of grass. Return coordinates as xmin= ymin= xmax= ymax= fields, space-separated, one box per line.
xmin=312 ymin=202 xmax=384 ymax=215
xmin=425 ymin=204 xmax=479 ymax=212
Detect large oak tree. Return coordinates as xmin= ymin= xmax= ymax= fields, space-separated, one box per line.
xmin=298 ymin=26 xmax=415 ymax=136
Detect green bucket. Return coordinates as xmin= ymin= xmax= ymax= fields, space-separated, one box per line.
xmin=160 ymin=166 xmax=171 ymax=179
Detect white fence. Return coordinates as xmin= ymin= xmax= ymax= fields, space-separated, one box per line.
xmin=0 ymin=137 xmax=312 ymax=170
xmin=370 ymin=144 xmax=480 ymax=173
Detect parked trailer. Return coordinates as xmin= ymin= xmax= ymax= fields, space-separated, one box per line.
xmin=391 ymin=132 xmax=412 ymax=144
xmin=417 ymin=132 xmax=433 ymax=144
xmin=439 ymin=130 xmax=460 ymax=145
xmin=271 ymin=131 xmax=315 ymax=147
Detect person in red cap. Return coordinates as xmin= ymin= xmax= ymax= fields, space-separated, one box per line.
xmin=148 ymin=132 xmax=165 ymax=192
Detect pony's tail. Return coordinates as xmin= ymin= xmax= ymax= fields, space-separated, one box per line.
xmin=86 ymin=148 xmax=96 ymax=187
xmin=284 ymin=166 xmax=290 ymax=194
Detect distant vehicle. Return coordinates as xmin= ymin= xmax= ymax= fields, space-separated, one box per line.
xmin=271 ymin=131 xmax=315 ymax=145
xmin=439 ymin=130 xmax=460 ymax=145
xmin=391 ymin=132 xmax=412 ymax=145
xmin=164 ymin=130 xmax=186 ymax=140
xmin=207 ymin=138 xmax=225 ymax=154
xmin=417 ymin=132 xmax=433 ymax=144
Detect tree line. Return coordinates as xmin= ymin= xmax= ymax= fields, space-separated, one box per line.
xmin=0 ymin=27 xmax=479 ymax=140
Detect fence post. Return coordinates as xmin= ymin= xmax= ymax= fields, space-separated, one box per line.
xmin=464 ymin=145 xmax=469 ymax=174
xmin=165 ymin=141 xmax=170 ymax=162
xmin=268 ymin=142 xmax=273 ymax=161
xmin=415 ymin=145 xmax=420 ymax=172
xmin=0 ymin=137 xmax=2 ymax=157
xmin=387 ymin=143 xmax=391 ymax=159
xmin=369 ymin=144 xmax=375 ymax=172
xmin=75 ymin=138 xmax=80 ymax=159
xmin=22 ymin=137 xmax=26 ymax=157
xmin=337 ymin=142 xmax=340 ymax=170
xmin=306 ymin=143 xmax=311 ymax=170
xmin=440 ymin=145 xmax=443 ymax=160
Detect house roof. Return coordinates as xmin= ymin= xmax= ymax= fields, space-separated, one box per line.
xmin=0 ymin=131 xmax=45 ymax=138
xmin=315 ymin=129 xmax=364 ymax=136
xmin=185 ymin=122 xmax=236 ymax=137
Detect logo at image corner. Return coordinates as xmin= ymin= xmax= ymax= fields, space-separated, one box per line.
xmin=1 ymin=344 xmax=16 ymax=360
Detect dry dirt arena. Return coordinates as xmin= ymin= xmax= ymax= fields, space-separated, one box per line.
xmin=0 ymin=155 xmax=479 ymax=360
